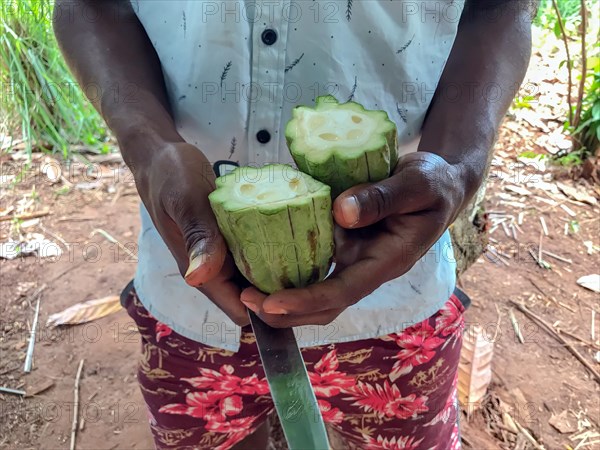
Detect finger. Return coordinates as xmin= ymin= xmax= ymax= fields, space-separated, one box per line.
xmin=333 ymin=152 xmax=453 ymax=229
xmin=240 ymin=286 xmax=267 ymax=312
xmin=257 ymin=307 xmax=345 ymax=329
xmin=184 ymin=234 xmax=228 ymax=287
xmin=161 ymin=187 xmax=227 ymax=287
xmin=261 ymin=257 xmax=382 ymax=315
xmin=200 ymin=279 xmax=250 ymax=327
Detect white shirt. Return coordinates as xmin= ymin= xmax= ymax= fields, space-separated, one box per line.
xmin=131 ymin=0 xmax=463 ymax=351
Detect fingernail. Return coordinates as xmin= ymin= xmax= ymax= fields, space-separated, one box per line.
xmin=184 ymin=244 xmax=208 ymax=279
xmin=241 ymin=300 xmax=258 ymax=313
xmin=263 ymin=306 xmax=288 ymax=315
xmin=340 ymin=195 xmax=359 ymax=226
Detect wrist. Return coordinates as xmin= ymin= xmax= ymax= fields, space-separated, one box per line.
xmin=418 ymin=127 xmax=496 ymax=211
xmin=110 ymin=112 xmax=184 ymax=180
xmin=410 ymin=150 xmax=485 ymax=217
xmin=103 ymin=88 xmax=183 ymax=159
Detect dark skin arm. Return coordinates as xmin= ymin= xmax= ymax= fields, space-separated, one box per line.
xmin=53 ymin=0 xmax=250 ymax=325
xmin=241 ymin=0 xmax=534 ymax=326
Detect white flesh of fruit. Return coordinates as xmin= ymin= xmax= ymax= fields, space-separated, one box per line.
xmin=231 ymin=170 xmax=309 ymax=207
xmin=298 ymin=109 xmax=377 ymax=152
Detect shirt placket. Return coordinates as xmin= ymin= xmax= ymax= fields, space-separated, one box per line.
xmin=247 ymin=0 xmax=291 ymax=166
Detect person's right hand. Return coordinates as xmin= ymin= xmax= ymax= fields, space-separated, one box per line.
xmin=130 ymin=141 xmax=249 ymax=326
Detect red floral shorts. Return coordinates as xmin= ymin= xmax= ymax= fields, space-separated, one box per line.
xmin=123 ymin=288 xmax=466 ymax=450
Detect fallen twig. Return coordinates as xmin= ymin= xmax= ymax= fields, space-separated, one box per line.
xmin=487 ymin=246 xmax=510 ymax=267
xmin=0 ymin=209 xmax=50 ymax=222
xmin=493 ymin=304 xmax=503 ymax=342
xmin=24 ymin=289 xmax=43 ymax=373
xmin=70 ymin=359 xmax=85 ymax=450
xmin=510 ymin=223 xmax=518 ymax=240
xmin=528 ymin=278 xmax=548 ymax=297
xmin=557 ymin=300 xmax=576 ymax=313
xmin=513 ymin=222 xmax=524 ymax=235
xmin=0 ymin=386 xmax=26 ymax=396
xmin=514 ymin=417 xmax=545 ymax=450
xmin=528 ymin=248 xmax=550 ymax=270
xmin=509 ymin=301 xmax=600 ymax=385
xmin=509 ymin=308 xmax=525 ymax=344
xmin=91 ymin=228 xmax=137 ymax=261
xmin=501 ymin=221 xmax=511 ymax=238
xmin=56 ymin=217 xmax=94 ymax=223
xmin=110 ymin=184 xmax=124 ymax=207
xmin=540 ymin=216 xmax=549 ymax=236
xmin=38 ymin=224 xmax=70 ymax=250
xmin=557 ymin=328 xmax=600 ymax=350
xmin=560 ymin=204 xmax=577 ymax=217
xmin=541 ymin=250 xmax=572 ymax=264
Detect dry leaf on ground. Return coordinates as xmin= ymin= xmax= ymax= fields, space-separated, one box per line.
xmin=548 ymin=410 xmax=577 ymax=434
xmin=46 ymin=295 xmax=121 ymax=327
xmin=458 ymin=325 xmax=494 ymax=414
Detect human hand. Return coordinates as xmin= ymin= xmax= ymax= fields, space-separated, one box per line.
xmin=130 ymin=141 xmax=249 ymax=326
xmin=240 ymin=152 xmax=467 ymax=328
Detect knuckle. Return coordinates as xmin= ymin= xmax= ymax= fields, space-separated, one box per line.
xmin=261 ymin=315 xmax=289 ymax=328
xmin=365 ymin=184 xmax=391 ymax=218
xmin=233 ymin=315 xmax=250 ymax=327
xmin=312 ymin=314 xmax=336 ymax=326
xmin=181 ymin=221 xmax=217 ymax=253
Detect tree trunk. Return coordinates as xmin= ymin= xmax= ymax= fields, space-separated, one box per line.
xmin=450 ymin=181 xmax=490 ymax=277
xmin=450 ymin=145 xmax=495 ymax=277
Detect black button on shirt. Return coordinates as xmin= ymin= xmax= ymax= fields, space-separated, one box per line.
xmin=261 ymin=29 xmax=277 ymax=45
xmin=256 ymin=129 xmax=271 ymax=144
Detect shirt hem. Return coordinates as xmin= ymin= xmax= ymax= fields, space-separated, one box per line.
xmin=295 ymin=292 xmax=454 ymax=348
xmin=132 ymin=278 xmax=455 ymax=352
xmin=132 ymin=278 xmax=244 ymax=352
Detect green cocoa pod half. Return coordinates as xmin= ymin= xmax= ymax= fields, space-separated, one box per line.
xmin=285 ymin=95 xmax=398 ymax=197
xmin=208 ymin=164 xmax=334 ymax=294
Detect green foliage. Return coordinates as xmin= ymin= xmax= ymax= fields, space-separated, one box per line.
xmin=553 ymin=149 xmax=585 ymax=166
xmin=572 ymin=69 xmax=600 ymax=157
xmin=535 ymin=0 xmax=581 ymax=28
xmin=512 ymin=95 xmax=537 ymax=110
xmin=537 ymin=0 xmax=599 ymax=164
xmin=0 ymin=0 xmax=108 ymax=158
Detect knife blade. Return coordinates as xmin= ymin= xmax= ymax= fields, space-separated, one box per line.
xmin=248 ymin=310 xmax=330 ymax=450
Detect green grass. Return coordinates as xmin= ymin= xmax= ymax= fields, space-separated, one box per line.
xmin=0 ymin=0 xmax=108 ymax=159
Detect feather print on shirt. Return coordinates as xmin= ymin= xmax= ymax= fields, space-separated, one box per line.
xmin=346 ymin=0 xmax=353 ymax=21
xmin=397 ymin=34 xmax=415 ymax=54
xmin=229 ymin=137 xmax=236 ymax=159
xmin=396 ymin=102 xmax=408 ymax=124
xmin=285 ymin=53 xmax=304 ymax=73
xmin=347 ymin=76 xmax=357 ymax=102
xmin=220 ymin=61 xmax=232 ymax=88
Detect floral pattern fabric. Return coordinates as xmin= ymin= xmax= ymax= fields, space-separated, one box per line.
xmin=124 ymin=289 xmax=465 ymax=450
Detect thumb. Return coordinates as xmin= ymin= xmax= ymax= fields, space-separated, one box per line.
xmin=333 ymin=177 xmax=401 ymax=229
xmin=333 ymin=152 xmax=449 ymax=229
xmin=168 ymin=200 xmax=227 ymax=287
xmin=183 ymin=232 xmax=228 ymax=287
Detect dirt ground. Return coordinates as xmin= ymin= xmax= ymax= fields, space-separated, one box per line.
xmin=2 ymin=42 xmax=600 ymax=450
xmin=1 ymin=134 xmax=599 ymax=450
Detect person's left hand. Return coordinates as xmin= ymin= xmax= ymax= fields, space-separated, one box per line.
xmin=240 ymin=151 xmax=470 ymax=328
